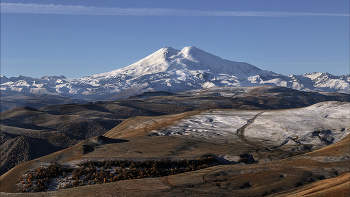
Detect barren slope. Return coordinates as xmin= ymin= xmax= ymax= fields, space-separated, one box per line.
xmin=0 ymin=101 xmax=349 ymax=196
xmin=2 ymin=86 xmax=348 ymax=176
xmin=0 ymin=135 xmax=349 ymax=197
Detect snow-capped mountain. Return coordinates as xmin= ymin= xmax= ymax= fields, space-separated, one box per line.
xmin=1 ymin=46 xmax=349 ymax=100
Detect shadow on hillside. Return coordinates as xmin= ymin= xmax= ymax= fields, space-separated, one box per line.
xmin=81 ymin=136 xmax=129 ymax=154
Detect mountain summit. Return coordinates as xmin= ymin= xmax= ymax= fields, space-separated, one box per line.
xmin=92 ymin=46 xmax=268 ymax=79
xmin=1 ymin=46 xmax=349 ymax=100
xmin=78 ymin=46 xmax=276 ymax=96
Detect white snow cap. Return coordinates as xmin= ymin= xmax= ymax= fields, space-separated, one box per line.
xmin=1 ymin=46 xmax=349 ymax=100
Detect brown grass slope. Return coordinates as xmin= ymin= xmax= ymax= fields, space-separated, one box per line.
xmin=270 ymin=172 xmax=350 ymax=197
xmin=104 ymin=110 xmax=201 ymax=138
xmin=270 ymin=134 xmax=350 ymax=197
xmin=0 ymin=111 xmax=349 ymax=196
xmin=1 ymin=85 xmax=349 ymax=178
xmin=0 ymin=135 xmax=349 ymax=196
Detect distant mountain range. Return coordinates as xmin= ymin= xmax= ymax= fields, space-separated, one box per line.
xmin=1 ymin=46 xmax=349 ymax=102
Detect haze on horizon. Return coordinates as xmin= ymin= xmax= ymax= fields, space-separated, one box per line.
xmin=1 ymin=0 xmax=349 ymax=78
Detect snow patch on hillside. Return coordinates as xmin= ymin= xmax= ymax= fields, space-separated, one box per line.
xmin=152 ymin=110 xmax=258 ymax=142
xmin=245 ymin=102 xmax=350 ymax=147
xmin=152 ymin=101 xmax=350 ymax=147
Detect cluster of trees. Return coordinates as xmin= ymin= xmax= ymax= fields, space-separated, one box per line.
xmin=18 ymin=163 xmax=73 ymax=192
xmin=79 ymin=157 xmax=216 ymax=170
xmin=18 ymin=157 xmax=217 ymax=193
xmin=74 ymin=157 xmax=217 ymax=184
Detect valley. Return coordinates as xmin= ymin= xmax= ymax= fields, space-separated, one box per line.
xmin=0 ymin=86 xmax=349 ymax=196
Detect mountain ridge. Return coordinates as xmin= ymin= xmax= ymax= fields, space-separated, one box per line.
xmin=1 ymin=46 xmax=349 ymax=101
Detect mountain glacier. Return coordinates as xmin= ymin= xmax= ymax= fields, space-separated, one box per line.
xmin=1 ymin=46 xmax=349 ymax=100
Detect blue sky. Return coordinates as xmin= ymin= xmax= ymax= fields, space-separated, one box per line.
xmin=1 ymin=0 xmax=349 ymax=78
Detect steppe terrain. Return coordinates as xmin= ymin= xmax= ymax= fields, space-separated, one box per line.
xmin=1 ymin=86 xmax=349 ymax=196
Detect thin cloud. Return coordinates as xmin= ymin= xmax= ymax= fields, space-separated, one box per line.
xmin=1 ymin=3 xmax=349 ymax=17
xmin=260 ymin=63 xmax=346 ymax=65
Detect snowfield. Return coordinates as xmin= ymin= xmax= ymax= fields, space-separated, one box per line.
xmin=245 ymin=101 xmax=350 ymax=147
xmin=1 ymin=46 xmax=349 ymax=101
xmin=152 ymin=110 xmax=258 ymax=142
xmin=152 ymin=101 xmax=350 ymax=148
